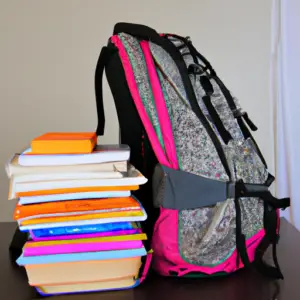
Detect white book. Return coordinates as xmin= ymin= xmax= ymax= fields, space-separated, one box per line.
xmin=12 ymin=171 xmax=123 ymax=183
xmin=6 ymin=155 xmax=128 ymax=178
xmin=17 ymin=144 xmax=130 ymax=167
xmin=19 ymin=191 xmax=131 ymax=205
xmin=12 ymin=166 xmax=147 ymax=199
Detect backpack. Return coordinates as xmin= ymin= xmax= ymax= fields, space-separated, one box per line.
xmin=95 ymin=22 xmax=290 ymax=279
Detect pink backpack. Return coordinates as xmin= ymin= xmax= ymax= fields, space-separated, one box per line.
xmin=95 ymin=23 xmax=290 ymax=279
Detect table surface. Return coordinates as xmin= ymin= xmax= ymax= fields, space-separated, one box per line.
xmin=1 ymin=218 xmax=299 ymax=300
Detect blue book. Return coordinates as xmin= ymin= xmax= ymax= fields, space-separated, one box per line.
xmin=17 ymin=248 xmax=147 ymax=266
xmin=31 ymin=222 xmax=135 ymax=238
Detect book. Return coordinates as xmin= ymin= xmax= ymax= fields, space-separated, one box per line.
xmin=13 ymin=185 xmax=139 ymax=199
xmin=29 ymin=222 xmax=141 ymax=240
xmin=31 ymin=132 xmax=97 ymax=154
xmin=30 ymin=229 xmax=142 ymax=241
xmin=11 ymin=171 xmax=123 ymax=184
xmin=19 ymin=207 xmax=147 ymax=231
xmin=35 ymin=277 xmax=136 ymax=295
xmin=26 ymin=233 xmax=147 ymax=246
xmin=19 ymin=256 xmax=143 ymax=285
xmin=24 ymin=233 xmax=147 ymax=255
xmin=19 ymin=209 xmax=144 ymax=226
xmin=18 ymin=191 xmax=131 ymax=205
xmin=6 ymin=155 xmax=128 ymax=178
xmin=24 ymin=240 xmax=144 ymax=256
xmin=14 ymin=197 xmax=142 ymax=221
xmin=12 ymin=165 xmax=147 ymax=197
xmin=18 ymin=144 xmax=130 ymax=167
xmin=17 ymin=248 xmax=147 ymax=266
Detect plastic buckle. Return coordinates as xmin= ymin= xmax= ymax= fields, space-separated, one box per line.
xmin=232 ymin=108 xmax=245 ymax=118
xmin=235 ymin=179 xmax=247 ymax=197
xmin=188 ymin=64 xmax=204 ymax=75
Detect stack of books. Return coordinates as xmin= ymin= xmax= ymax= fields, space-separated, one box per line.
xmin=6 ymin=132 xmax=151 ymax=296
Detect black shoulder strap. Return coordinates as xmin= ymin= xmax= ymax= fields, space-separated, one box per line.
xmin=114 ymin=23 xmax=159 ymax=40
xmin=95 ymin=46 xmax=111 ymax=136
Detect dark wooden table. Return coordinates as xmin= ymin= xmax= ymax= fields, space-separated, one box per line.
xmin=1 ymin=218 xmax=299 ymax=300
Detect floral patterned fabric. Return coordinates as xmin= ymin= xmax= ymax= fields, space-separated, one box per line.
xmin=119 ymin=33 xmax=267 ymax=266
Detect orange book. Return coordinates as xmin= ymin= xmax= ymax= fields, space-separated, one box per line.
xmin=20 ymin=210 xmax=144 ymax=226
xmin=13 ymin=197 xmax=140 ymax=221
xmin=16 ymin=185 xmax=139 ymax=197
xmin=30 ymin=132 xmax=97 ymax=154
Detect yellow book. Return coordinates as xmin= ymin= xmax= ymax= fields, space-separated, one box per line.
xmin=25 ymin=234 xmax=147 ymax=247
xmin=26 ymin=257 xmax=142 ymax=285
xmin=35 ymin=276 xmax=136 ymax=294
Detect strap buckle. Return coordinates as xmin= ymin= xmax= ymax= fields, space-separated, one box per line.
xmin=231 ymin=180 xmax=290 ymax=210
xmin=233 ymin=109 xmax=258 ymax=131
xmin=185 ymin=36 xmax=192 ymax=43
xmin=187 ymin=63 xmax=205 ymax=75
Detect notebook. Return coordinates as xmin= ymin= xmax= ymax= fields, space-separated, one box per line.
xmin=18 ymin=144 xmax=130 ymax=166
xmin=11 ymin=171 xmax=123 ymax=184
xmin=26 ymin=233 xmax=147 ymax=246
xmin=24 ymin=233 xmax=147 ymax=256
xmin=24 ymin=240 xmax=144 ymax=256
xmin=18 ymin=191 xmax=131 ymax=205
xmin=19 ymin=207 xmax=147 ymax=230
xmin=30 ymin=132 xmax=97 ymax=154
xmin=35 ymin=277 xmax=137 ymax=295
xmin=22 ymin=257 xmax=143 ymax=285
xmin=6 ymin=155 xmax=127 ymax=178
xmin=30 ymin=222 xmax=139 ymax=240
xmin=14 ymin=197 xmax=141 ymax=221
xmin=17 ymin=248 xmax=147 ymax=265
xmin=12 ymin=185 xmax=138 ymax=200
xmin=30 ymin=229 xmax=142 ymax=241
xmin=19 ymin=209 xmax=144 ymax=226
xmin=13 ymin=165 xmax=146 ymax=195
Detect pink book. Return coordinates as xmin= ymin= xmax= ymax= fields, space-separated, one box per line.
xmin=30 ymin=229 xmax=142 ymax=241
xmin=24 ymin=240 xmax=143 ymax=256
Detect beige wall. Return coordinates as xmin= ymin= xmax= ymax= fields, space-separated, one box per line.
xmin=0 ymin=0 xmax=272 ymax=221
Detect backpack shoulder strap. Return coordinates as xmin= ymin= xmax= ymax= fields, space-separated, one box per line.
xmin=95 ymin=46 xmax=115 ymax=136
xmin=114 ymin=23 xmax=159 ymax=40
